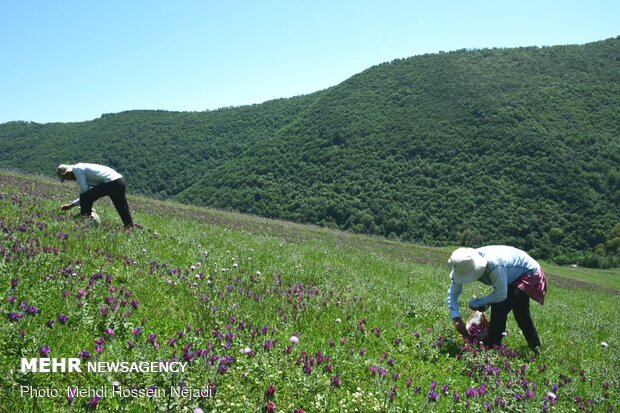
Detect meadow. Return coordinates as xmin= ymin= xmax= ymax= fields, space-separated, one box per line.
xmin=0 ymin=171 xmax=617 ymax=412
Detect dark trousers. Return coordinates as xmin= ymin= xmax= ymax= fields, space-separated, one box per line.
xmin=80 ymin=178 xmax=133 ymax=227
xmin=485 ymin=283 xmax=541 ymax=350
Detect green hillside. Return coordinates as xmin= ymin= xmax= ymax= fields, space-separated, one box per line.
xmin=1 ymin=38 xmax=619 ymax=266
xmin=0 ymin=171 xmax=618 ymax=412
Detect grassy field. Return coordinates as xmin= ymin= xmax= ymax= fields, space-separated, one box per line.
xmin=1 ymin=171 xmax=618 ymax=412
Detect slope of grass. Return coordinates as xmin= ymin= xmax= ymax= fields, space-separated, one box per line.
xmin=1 ymin=171 xmax=618 ymax=412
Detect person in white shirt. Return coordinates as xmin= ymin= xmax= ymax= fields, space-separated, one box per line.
xmin=447 ymin=246 xmax=547 ymax=351
xmin=57 ymin=163 xmax=134 ymax=228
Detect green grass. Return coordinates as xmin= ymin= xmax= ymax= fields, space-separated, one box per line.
xmin=540 ymin=261 xmax=620 ymax=291
xmin=1 ymin=171 xmax=618 ymax=412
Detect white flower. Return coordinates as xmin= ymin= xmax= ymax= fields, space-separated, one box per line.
xmin=601 ymin=341 xmax=609 ymax=348
xmin=290 ymin=336 xmax=300 ymax=344
xmin=547 ymin=392 xmax=557 ymax=400
xmin=335 ymin=318 xmax=342 ymax=323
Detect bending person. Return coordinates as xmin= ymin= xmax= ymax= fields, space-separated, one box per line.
xmin=447 ymin=245 xmax=546 ymax=351
xmin=57 ymin=163 xmax=134 ymax=228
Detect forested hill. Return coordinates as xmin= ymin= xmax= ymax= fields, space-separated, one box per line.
xmin=1 ymin=37 xmax=619 ymax=266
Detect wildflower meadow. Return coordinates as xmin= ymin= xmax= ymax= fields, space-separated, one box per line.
xmin=1 ymin=172 xmax=618 ymax=412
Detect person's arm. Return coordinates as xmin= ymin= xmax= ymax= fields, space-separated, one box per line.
xmin=469 ymin=266 xmax=507 ymax=310
xmin=72 ymin=168 xmax=90 ymax=193
xmin=447 ymin=281 xmax=469 ymax=336
xmin=447 ymin=280 xmax=463 ymax=319
xmin=61 ymin=198 xmax=80 ymax=210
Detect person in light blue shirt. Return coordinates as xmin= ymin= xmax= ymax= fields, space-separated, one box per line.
xmin=57 ymin=163 xmax=134 ymax=228
xmin=447 ymin=245 xmax=547 ymax=350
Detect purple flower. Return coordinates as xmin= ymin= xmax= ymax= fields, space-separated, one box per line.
xmin=11 ymin=277 xmax=19 ymax=289
xmin=67 ymin=388 xmax=77 ymax=405
xmin=78 ymin=350 xmax=92 ymax=359
xmin=58 ymin=313 xmax=69 ymax=323
xmin=265 ymin=384 xmax=276 ymax=399
xmin=89 ymin=396 xmax=100 ymax=408
xmin=465 ymin=387 xmax=478 ymax=398
xmin=428 ymin=390 xmax=439 ymax=402
xmin=331 ymin=375 xmax=341 ymax=387
xmin=7 ymin=312 xmax=24 ymax=321
xmin=26 ymin=305 xmax=40 ymax=315
xmin=40 ymin=345 xmax=51 ymax=357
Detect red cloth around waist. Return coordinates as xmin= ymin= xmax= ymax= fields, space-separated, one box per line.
xmin=514 ymin=269 xmax=547 ymax=305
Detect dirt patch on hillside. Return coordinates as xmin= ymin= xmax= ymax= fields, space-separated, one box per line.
xmin=546 ymin=272 xmax=620 ymax=295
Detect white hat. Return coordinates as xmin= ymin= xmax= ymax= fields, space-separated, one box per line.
xmin=56 ymin=164 xmax=73 ymax=182
xmin=448 ymin=247 xmax=487 ymax=285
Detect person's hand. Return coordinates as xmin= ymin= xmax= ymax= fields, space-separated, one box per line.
xmin=453 ymin=317 xmax=469 ymax=337
xmin=61 ymin=203 xmax=74 ymax=211
xmin=469 ymin=298 xmax=486 ymax=312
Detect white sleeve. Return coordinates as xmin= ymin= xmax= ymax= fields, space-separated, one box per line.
xmin=73 ymin=168 xmax=90 ymax=193
xmin=447 ymin=280 xmax=463 ymax=319
xmin=471 ymin=266 xmax=507 ymax=309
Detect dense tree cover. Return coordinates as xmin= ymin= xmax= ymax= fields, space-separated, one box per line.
xmin=1 ymin=37 xmax=618 ymax=266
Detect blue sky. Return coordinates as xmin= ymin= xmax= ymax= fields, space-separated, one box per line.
xmin=1 ymin=0 xmax=617 ymax=124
